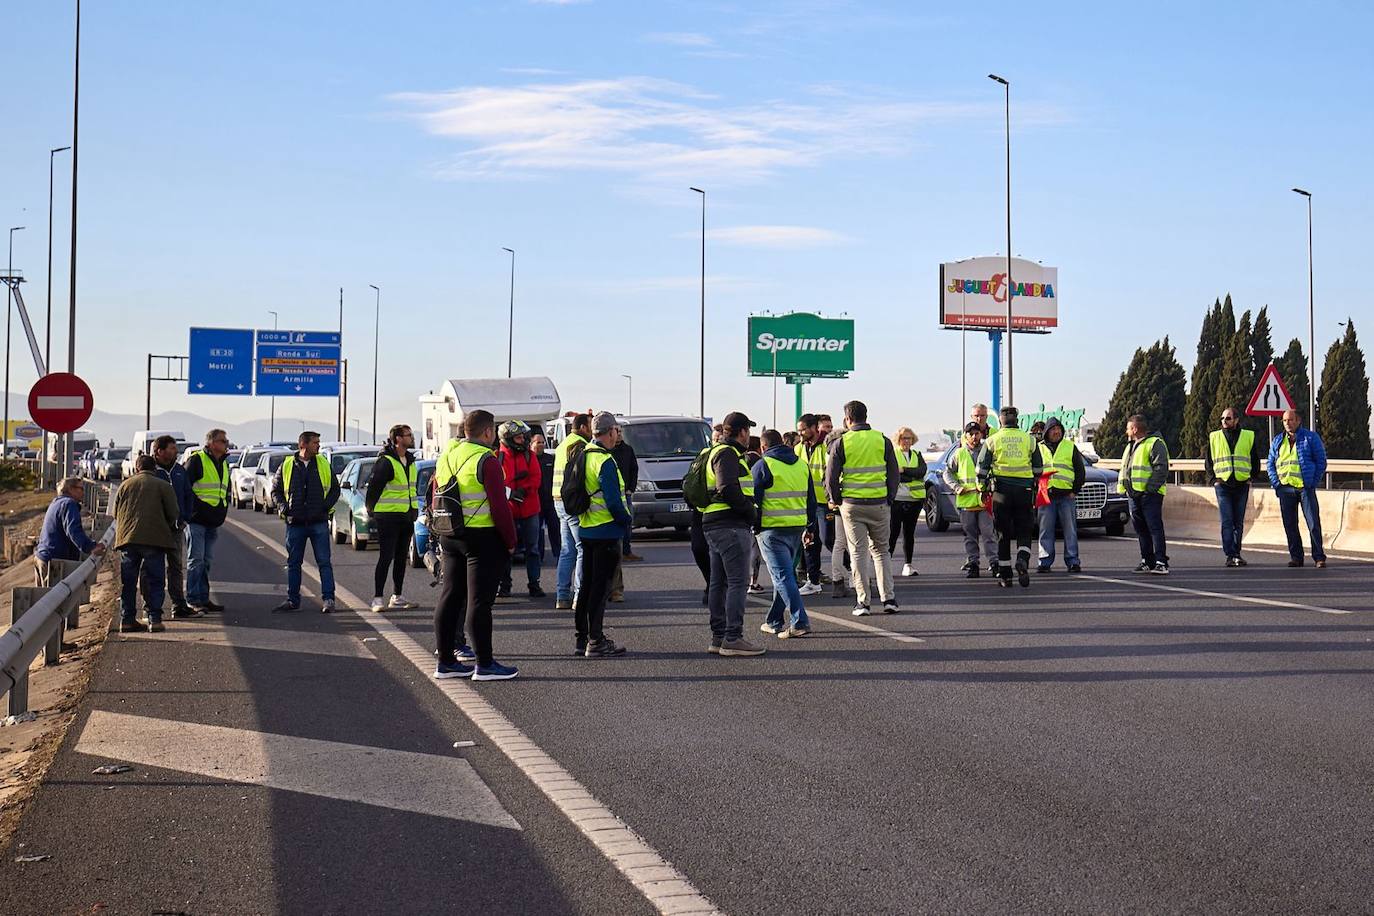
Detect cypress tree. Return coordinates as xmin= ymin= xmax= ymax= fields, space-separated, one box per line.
xmin=1096 ymin=347 xmax=1147 ymax=459
xmin=1275 ymin=338 xmax=1310 ymax=424
xmin=1243 ymin=306 xmax=1275 ymax=436
xmin=1316 ymin=320 xmax=1373 ymax=459
xmin=1180 ymin=300 xmax=1224 ymax=457
xmin=1214 ymin=311 xmax=1254 ymax=428
xmin=1096 ymin=337 xmax=1187 ymax=458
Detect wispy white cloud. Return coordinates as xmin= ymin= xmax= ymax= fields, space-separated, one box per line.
xmin=642 ymin=31 xmax=716 ymax=48
xmin=499 ymin=67 xmax=569 ymax=76
xmin=697 ymin=225 xmax=853 ymax=249
xmin=392 ymin=77 xmax=1040 ymax=185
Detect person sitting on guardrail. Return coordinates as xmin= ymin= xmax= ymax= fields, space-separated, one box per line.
xmin=1268 ymin=408 xmax=1329 ymax=569
xmin=113 ymin=455 xmax=180 ymax=633
xmin=34 ymin=477 xmax=106 ymax=586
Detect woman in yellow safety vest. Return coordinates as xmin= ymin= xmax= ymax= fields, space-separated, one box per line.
xmin=889 ymin=426 xmax=927 ymax=578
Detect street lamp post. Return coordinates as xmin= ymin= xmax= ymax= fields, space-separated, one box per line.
xmin=621 ymin=374 xmax=632 ymax=415
xmin=1292 ymin=188 xmax=1316 ymax=427
xmin=988 ymin=74 xmax=1014 ymax=408
xmin=502 ymin=247 xmax=515 ymax=378
xmin=5 ymin=226 xmax=26 ymax=458
xmin=43 ymin=146 xmax=70 ymax=486
xmin=268 ymin=310 xmax=278 ymax=441
xmin=352 ymin=418 xmax=361 ymax=444
xmin=368 ymin=284 xmax=380 ymax=446
xmin=689 ymin=187 xmax=706 ymax=418
xmin=65 ymin=0 xmax=81 ymax=475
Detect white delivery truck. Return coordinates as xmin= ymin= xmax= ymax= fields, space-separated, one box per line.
xmin=124 ymin=428 xmax=187 ymax=478
xmin=418 ymin=377 xmax=561 ymax=458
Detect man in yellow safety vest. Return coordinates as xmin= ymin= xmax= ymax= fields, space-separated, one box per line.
xmin=185 ymin=428 xmax=232 ymax=612
xmin=1204 ymin=406 xmax=1262 ymax=567
xmin=1119 ymin=414 xmax=1170 ymax=574
xmin=1266 ymin=408 xmax=1328 ymax=568
xmin=825 ymin=399 xmax=900 ymax=615
xmin=943 ymin=422 xmax=996 ymax=578
xmin=271 ymin=430 xmax=341 ymax=613
xmin=1035 ymin=417 xmax=1085 ymax=574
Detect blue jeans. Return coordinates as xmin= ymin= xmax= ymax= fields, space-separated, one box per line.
xmin=121 ymin=545 xmax=165 ymax=623
xmin=1036 ymin=495 xmax=1080 ymax=567
xmin=757 ymin=528 xmax=809 ymax=630
xmin=285 ymin=521 xmax=335 ymax=605
xmin=505 ymin=514 xmax=543 ymax=588
xmin=1128 ymin=492 xmax=1167 ymax=565
xmin=1215 ymin=485 xmax=1249 ymax=558
xmin=1275 ymin=485 xmax=1326 ymax=562
xmin=185 ymin=523 xmax=221 ymax=606
xmin=705 ymin=526 xmax=752 ymax=641
xmin=555 ymin=503 xmax=583 ymax=601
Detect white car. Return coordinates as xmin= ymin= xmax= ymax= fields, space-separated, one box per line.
xmin=251 ymin=451 xmax=293 ymax=512
xmin=230 ymin=447 xmax=286 ymax=508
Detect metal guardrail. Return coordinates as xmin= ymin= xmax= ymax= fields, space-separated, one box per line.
xmin=1094 ymin=457 xmax=1374 ymax=489
xmin=1 ymin=519 xmax=115 ymax=717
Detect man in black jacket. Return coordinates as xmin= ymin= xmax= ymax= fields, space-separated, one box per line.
xmin=1203 ymin=406 xmax=1264 ymax=567
xmin=611 ymin=434 xmax=641 ymax=562
xmin=271 ymin=431 xmax=342 ymax=613
xmin=703 ymin=411 xmax=765 ymax=657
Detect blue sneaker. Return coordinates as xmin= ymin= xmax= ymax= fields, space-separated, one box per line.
xmin=472 ymin=660 xmax=519 ymax=681
xmin=456 ymin=644 xmax=477 ymax=663
xmin=434 ymin=660 xmax=475 ymax=679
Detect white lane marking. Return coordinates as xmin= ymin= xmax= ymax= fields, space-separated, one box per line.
xmin=1104 ymin=535 xmax=1374 ymax=564
xmin=128 ymin=621 xmax=375 ymax=659
xmin=1073 ymin=573 xmax=1353 ymax=616
xmin=747 ymin=594 xmax=925 ymax=644
xmin=225 ymin=516 xmax=722 ymax=916
xmin=76 ymin=710 xmax=519 ymax=830
xmin=36 ymin=395 xmax=85 ymax=410
xmin=211 ymin=581 xmax=315 ymax=597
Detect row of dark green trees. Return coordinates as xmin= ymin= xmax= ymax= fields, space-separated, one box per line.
xmin=1094 ymin=295 xmax=1372 ymax=460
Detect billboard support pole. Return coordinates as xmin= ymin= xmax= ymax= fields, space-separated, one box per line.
xmin=988 ymin=330 xmax=1002 ymax=414
xmin=794 ymin=382 xmax=803 ymax=429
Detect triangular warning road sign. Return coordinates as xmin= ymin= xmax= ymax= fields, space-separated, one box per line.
xmin=1245 ymin=362 xmax=1296 ymax=417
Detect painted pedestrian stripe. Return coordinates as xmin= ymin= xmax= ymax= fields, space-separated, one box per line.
xmin=128 ymin=621 xmax=376 ymax=659
xmin=1072 ymin=573 xmax=1353 ymax=615
xmin=76 ymin=711 xmax=519 ymax=830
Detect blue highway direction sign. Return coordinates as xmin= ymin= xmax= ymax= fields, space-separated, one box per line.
xmin=188 ymin=328 xmax=255 ymax=395
xmin=255 ymin=329 xmax=341 ymax=397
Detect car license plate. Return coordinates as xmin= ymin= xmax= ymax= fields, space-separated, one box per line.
xmin=1077 ymin=507 xmax=1102 ymax=520
xmin=671 ymin=502 xmax=689 ymax=513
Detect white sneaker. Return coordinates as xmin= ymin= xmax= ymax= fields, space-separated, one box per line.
xmin=759 ymin=621 xmax=782 ymax=635
xmin=370 ymin=597 xmax=385 ymax=612
xmin=388 ymin=594 xmax=418 ymax=609
xmin=901 ymin=563 xmax=914 ymax=577
xmin=852 ymin=604 xmax=872 ymax=617
xmin=321 ymin=598 xmax=336 ymax=614
xmin=798 ymin=582 xmax=823 ymax=596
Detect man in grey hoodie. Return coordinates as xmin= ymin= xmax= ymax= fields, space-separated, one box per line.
xmin=1036 ymin=417 xmax=1087 ymax=573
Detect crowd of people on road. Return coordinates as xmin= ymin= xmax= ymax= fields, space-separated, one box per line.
xmin=30 ymin=401 xmax=1337 ymax=675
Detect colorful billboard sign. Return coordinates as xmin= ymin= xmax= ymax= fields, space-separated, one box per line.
xmin=747 ymin=313 xmax=854 ymax=378
xmin=940 ymin=256 xmax=1058 ymax=332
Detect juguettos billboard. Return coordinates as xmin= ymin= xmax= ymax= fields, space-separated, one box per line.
xmin=940 ymin=256 xmax=1058 ymax=331
xmin=747 ymin=313 xmax=855 ymax=378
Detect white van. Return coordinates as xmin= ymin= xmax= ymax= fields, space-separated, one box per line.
xmin=124 ymin=429 xmax=186 ymax=477
xmin=418 ymin=377 xmax=561 ymax=458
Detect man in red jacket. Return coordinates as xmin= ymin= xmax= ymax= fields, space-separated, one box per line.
xmin=498 ymin=420 xmax=545 ymax=598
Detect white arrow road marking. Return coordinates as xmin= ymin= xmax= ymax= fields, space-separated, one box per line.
xmin=35 ymin=395 xmax=86 ymax=410
xmin=1072 ymin=573 xmax=1353 ymax=615
xmin=126 ymin=620 xmax=374 ymax=659
xmin=76 ymin=710 xmax=520 ymax=830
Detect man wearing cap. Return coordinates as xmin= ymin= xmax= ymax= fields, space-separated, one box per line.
xmin=573 ymin=412 xmax=631 ymax=657
xmin=943 ymin=423 xmax=995 ymax=578
xmin=703 ymin=412 xmax=766 ymax=656
xmin=825 ymin=399 xmax=900 ymax=615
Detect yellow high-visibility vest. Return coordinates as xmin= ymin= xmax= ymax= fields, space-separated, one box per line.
xmin=704 ymin=443 xmax=753 ymax=515
xmin=373 ymin=454 xmax=418 ymax=512
xmin=760 ymin=456 xmax=809 ymax=528
xmin=839 ymin=430 xmax=886 ymax=500
xmin=1209 ymin=428 xmax=1254 ymax=483
xmin=1039 ymin=439 xmax=1077 ymax=490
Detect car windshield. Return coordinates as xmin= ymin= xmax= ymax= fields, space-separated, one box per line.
xmin=330 ymin=450 xmax=378 ymax=474
xmin=619 ymin=421 xmax=710 ymax=458
xmin=265 ymin=454 xmax=289 ymax=471
xmin=417 ymin=465 xmax=435 ymax=500
xmin=109 ymin=448 xmax=130 ymax=459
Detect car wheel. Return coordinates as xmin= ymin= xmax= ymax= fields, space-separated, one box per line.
xmin=408 ymin=537 xmax=424 ymax=568
xmin=253 ymin=494 xmax=262 ymax=512
xmin=352 ymin=520 xmax=367 ymax=551
xmin=925 ymin=494 xmax=950 ymax=532
xmin=334 ymin=519 xmax=347 ymax=544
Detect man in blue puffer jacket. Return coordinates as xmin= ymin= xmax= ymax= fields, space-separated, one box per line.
xmin=1267 ymin=408 xmax=1328 ymax=568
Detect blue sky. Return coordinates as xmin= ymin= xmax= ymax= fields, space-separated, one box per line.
xmin=6 ymin=1 xmax=1371 ymax=440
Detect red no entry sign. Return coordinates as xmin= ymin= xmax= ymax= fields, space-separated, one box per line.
xmin=28 ymin=373 xmax=94 ymax=434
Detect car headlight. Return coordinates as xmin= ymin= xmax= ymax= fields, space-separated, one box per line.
xmin=635 ymin=479 xmax=657 ymax=492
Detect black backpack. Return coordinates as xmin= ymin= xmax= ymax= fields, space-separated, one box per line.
xmin=559 ymin=441 xmax=596 ymax=516
xmin=428 ymin=450 xmax=484 ymax=538
xmin=682 ymin=446 xmax=715 ymax=510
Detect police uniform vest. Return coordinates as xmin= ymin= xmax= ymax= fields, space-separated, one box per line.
xmin=704 ymin=443 xmax=754 ymax=515
xmin=794 ymin=440 xmax=826 ymax=501
xmin=838 ymin=429 xmax=886 ymax=500
xmin=760 ymin=456 xmax=809 ymax=528
xmin=951 ymin=447 xmax=983 ymax=510
xmin=895 ymin=448 xmax=925 ymax=500
xmin=190 ymin=452 xmax=229 ymax=506
xmin=1040 ymin=439 xmax=1078 ymax=490
xmin=374 ymin=453 xmax=418 ymax=512
xmin=1119 ymin=436 xmax=1168 ymax=496
xmin=1209 ymin=428 xmax=1254 ymax=483
xmin=280 ymin=454 xmax=334 ymax=509
xmin=553 ymin=433 xmax=588 ymax=501
xmin=437 ymin=440 xmax=495 ymax=528
xmin=579 ymin=445 xmax=625 ymax=528
xmin=986 ymin=428 xmax=1034 ymax=479
xmin=1277 ymin=437 xmax=1304 ymax=488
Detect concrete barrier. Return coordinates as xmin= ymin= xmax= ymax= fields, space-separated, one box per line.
xmin=1160 ymin=484 xmax=1373 ymax=555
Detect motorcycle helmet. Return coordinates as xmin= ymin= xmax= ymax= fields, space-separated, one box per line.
xmin=499 ymin=419 xmax=531 ymax=451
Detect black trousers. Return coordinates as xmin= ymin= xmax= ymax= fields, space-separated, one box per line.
xmin=372 ymin=513 xmax=414 ymax=598
xmin=433 ymin=531 xmax=505 ymax=666
xmin=991 ymin=483 xmax=1035 ymax=570
xmin=540 ymin=498 xmax=561 ymax=560
xmin=575 ymin=536 xmax=621 ymax=642
xmin=689 ymin=509 xmax=711 ymax=585
xmin=888 ymin=500 xmax=921 ymax=563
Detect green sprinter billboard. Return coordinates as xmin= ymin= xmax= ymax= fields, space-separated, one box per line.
xmin=747 ymin=313 xmax=855 ymax=378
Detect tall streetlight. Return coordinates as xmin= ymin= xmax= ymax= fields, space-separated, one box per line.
xmin=267 ymin=310 xmax=278 ymax=441
xmin=689 ymin=187 xmax=706 ymax=418
xmin=988 ymin=74 xmax=1014 ymax=408
xmin=44 ymin=146 xmax=70 ymax=486
xmin=65 ymin=0 xmax=81 ymax=474
xmin=502 ymin=247 xmax=515 ymax=378
xmin=5 ymin=226 xmax=26 ymax=458
xmin=368 ymin=284 xmax=380 ymax=445
xmin=1292 ymin=188 xmax=1316 ymax=427
xmin=621 ymin=374 xmax=632 ymax=415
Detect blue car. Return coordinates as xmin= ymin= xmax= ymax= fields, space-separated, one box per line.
xmin=409 ymin=459 xmax=438 ymax=568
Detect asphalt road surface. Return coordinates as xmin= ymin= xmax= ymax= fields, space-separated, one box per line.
xmin=2 ymin=507 xmax=1371 ymax=915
